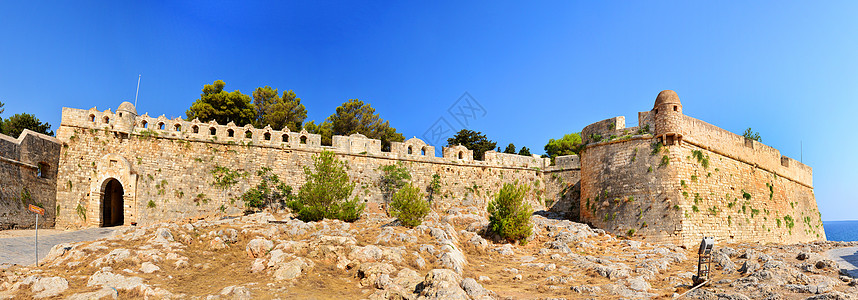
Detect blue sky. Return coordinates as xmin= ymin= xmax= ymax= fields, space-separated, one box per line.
xmin=1 ymin=1 xmax=856 ymax=220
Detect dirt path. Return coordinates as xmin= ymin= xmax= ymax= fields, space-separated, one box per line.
xmin=827 ymin=246 xmax=858 ymax=278
xmin=0 ymin=227 xmax=120 ymax=267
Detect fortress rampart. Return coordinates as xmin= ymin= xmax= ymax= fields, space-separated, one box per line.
xmin=579 ymin=90 xmax=822 ymax=246
xmin=53 ymin=104 xmax=578 ymax=229
xmin=2 ymin=89 xmax=822 ymax=248
xmin=0 ymin=130 xmax=61 ymax=229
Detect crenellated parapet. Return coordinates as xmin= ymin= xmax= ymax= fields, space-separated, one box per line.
xmin=59 ymin=103 xmax=555 ymax=170
xmin=579 ymin=91 xmax=812 ymax=187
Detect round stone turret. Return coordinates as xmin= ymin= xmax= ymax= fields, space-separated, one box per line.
xmin=115 ymin=102 xmax=138 ymax=134
xmin=652 ymin=90 xmax=683 ymax=145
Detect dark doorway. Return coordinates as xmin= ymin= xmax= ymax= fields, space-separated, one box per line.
xmin=102 ymin=179 xmax=124 ymax=226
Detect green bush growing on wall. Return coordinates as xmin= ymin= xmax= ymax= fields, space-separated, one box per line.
xmin=242 ymin=167 xmax=293 ymax=211
xmin=76 ymin=203 xmax=86 ymax=221
xmin=488 ymin=182 xmax=533 ymax=243
xmin=379 ymin=163 xmax=411 ymax=203
xmin=660 ymin=155 xmax=669 ymax=167
xmin=626 ymin=229 xmax=636 ymax=237
xmin=292 ymin=151 xmax=364 ymax=222
xmin=389 ymin=183 xmax=430 ymax=228
xmin=147 ymin=200 xmax=156 ymax=208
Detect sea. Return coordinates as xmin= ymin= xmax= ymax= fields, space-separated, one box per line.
xmin=823 ymin=220 xmax=858 ymax=242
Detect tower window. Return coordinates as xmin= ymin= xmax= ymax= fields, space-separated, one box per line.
xmin=674 ymin=106 xmax=678 ymax=111
xmin=264 ymin=132 xmax=271 ymax=141
xmin=227 ymin=129 xmax=234 ymax=137
xmin=210 ymin=127 xmax=216 ymax=135
xmin=282 ymin=134 xmax=289 ymax=142
xmin=37 ymin=162 xmax=49 ymax=178
xmin=192 ymin=125 xmax=199 ymax=134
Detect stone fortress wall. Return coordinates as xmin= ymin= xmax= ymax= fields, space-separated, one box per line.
xmin=578 ymin=90 xmax=823 ymax=246
xmin=4 ymin=89 xmax=823 ymax=248
xmin=53 ymin=103 xmax=580 ymax=229
xmin=0 ymin=130 xmax=62 ymax=229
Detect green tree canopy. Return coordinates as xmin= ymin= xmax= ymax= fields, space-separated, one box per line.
xmin=1 ymin=113 xmax=53 ymax=138
xmin=252 ymin=86 xmax=307 ymax=131
xmin=518 ymin=146 xmax=531 ymax=156
xmin=742 ymin=128 xmax=761 ymax=142
xmin=447 ymin=129 xmax=497 ymax=160
xmin=303 ymin=120 xmax=333 ymax=146
xmin=186 ymin=80 xmax=256 ymax=126
xmin=503 ymin=143 xmax=516 ymax=154
xmin=326 ymin=99 xmax=404 ymax=150
xmin=544 ymin=132 xmax=582 ymax=160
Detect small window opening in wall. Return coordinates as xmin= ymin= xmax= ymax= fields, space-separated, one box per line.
xmin=245 ymin=131 xmax=253 ymax=138
xmin=781 ymin=156 xmax=790 ymax=167
xmin=158 ymin=122 xmax=165 ymax=130
xmin=37 ymin=162 xmax=49 ymax=178
xmin=89 ymin=114 xmax=96 ymax=122
xmin=673 ymin=106 xmax=678 ymax=111
xmin=141 ymin=120 xmax=148 ymax=128
xmin=282 ymin=134 xmax=289 ymax=142
xmin=654 ymin=109 xmax=658 ymax=114
xmin=300 ymin=136 xmax=307 ymax=144
xmin=192 ymin=125 xmax=199 ymax=134
xmin=421 ymin=147 xmax=426 ymax=156
xmin=227 ymin=129 xmax=234 ymax=137
xmin=210 ymin=127 xmax=216 ymax=135
xmin=407 ymin=146 xmax=413 ymax=155
xmin=174 ymin=124 xmax=181 ymax=132
xmin=264 ymin=132 xmax=271 ymax=141
xmin=103 ymin=116 xmax=110 ymax=123
xmin=458 ymin=151 xmax=463 ymax=159
xmin=119 ymin=113 xmax=123 ymax=117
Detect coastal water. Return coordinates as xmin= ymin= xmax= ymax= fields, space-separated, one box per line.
xmin=823 ymin=220 xmax=858 ymax=242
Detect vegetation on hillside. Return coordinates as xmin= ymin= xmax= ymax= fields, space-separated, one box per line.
xmin=544 ymin=132 xmax=582 ymax=162
xmin=487 ymin=182 xmax=533 ymax=243
xmin=0 ymin=100 xmax=54 ymax=138
xmin=290 ymin=151 xmax=364 ymax=222
xmin=447 ymin=129 xmax=497 ymax=160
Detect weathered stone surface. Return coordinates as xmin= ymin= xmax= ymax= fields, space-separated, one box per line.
xmin=87 ymin=270 xmax=146 ymax=290
xmin=245 ymin=238 xmax=273 ymax=258
xmin=30 ymin=276 xmax=68 ymax=298
xmin=417 ymin=269 xmax=469 ymax=300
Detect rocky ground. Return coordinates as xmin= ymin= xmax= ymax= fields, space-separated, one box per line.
xmin=1 ymin=208 xmax=857 ymax=299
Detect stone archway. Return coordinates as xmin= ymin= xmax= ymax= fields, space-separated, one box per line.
xmin=101 ymin=178 xmax=124 ymax=226
xmin=89 ymin=154 xmax=137 ymax=227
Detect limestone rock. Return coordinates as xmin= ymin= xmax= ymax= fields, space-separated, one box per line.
xmin=245 ymin=238 xmax=273 ymax=258
xmin=30 ymin=276 xmax=68 ymax=298
xmin=65 ymin=287 xmax=118 ymax=300
xmin=273 ymin=257 xmax=314 ymax=281
xmin=417 ymin=269 xmax=469 ymax=300
xmin=87 ymin=270 xmax=146 ymax=290
xmin=141 ymin=262 xmax=161 ymax=274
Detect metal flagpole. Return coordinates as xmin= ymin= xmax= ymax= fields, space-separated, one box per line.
xmin=34 ymin=213 xmax=38 ymax=266
xmin=135 ymin=75 xmax=141 ymax=107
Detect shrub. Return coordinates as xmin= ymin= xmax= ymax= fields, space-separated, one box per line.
xmin=294 ymin=151 xmax=364 ymax=222
xmin=242 ymin=167 xmax=293 ymax=211
xmin=627 ymin=229 xmax=636 ymax=237
xmin=389 ymin=184 xmax=430 ymax=227
xmin=147 ymin=200 xmax=156 ymax=208
xmin=379 ymin=163 xmax=411 ymax=203
xmin=427 ymin=173 xmax=441 ymax=205
xmin=660 ymin=155 xmax=669 ymax=167
xmin=487 ymin=182 xmax=533 ymax=243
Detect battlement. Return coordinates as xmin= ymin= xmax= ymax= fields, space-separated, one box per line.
xmin=59 ymin=104 xmax=553 ymax=170
xmin=579 ymin=94 xmax=812 ymax=188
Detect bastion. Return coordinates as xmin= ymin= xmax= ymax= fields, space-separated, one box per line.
xmin=0 ymin=90 xmax=824 ymax=247
xmin=579 ymin=90 xmax=823 ymax=246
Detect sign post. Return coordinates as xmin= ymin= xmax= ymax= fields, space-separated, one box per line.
xmin=28 ymin=204 xmax=45 ymax=266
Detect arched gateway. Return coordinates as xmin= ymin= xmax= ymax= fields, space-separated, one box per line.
xmin=101 ymin=178 xmax=124 ymax=226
